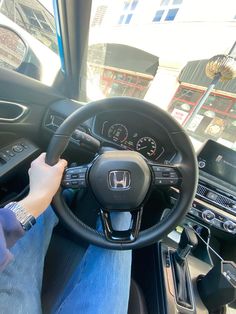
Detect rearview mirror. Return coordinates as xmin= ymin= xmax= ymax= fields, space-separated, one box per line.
xmin=0 ymin=25 xmax=27 ymax=70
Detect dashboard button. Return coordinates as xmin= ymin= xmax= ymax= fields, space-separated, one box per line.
xmin=0 ymin=152 xmax=10 ymax=162
xmin=231 ymin=203 xmax=236 ymax=210
xmin=207 ymin=191 xmax=218 ymax=201
xmin=223 ymin=221 xmax=236 ymax=234
xmin=12 ymin=145 xmax=24 ymax=153
xmin=198 ymin=161 xmax=206 ymax=168
xmin=202 ymin=210 xmax=215 ymax=222
xmin=20 ymin=143 xmax=28 ymax=149
xmin=5 ymin=150 xmax=15 ymax=157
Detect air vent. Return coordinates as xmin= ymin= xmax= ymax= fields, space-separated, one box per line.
xmin=0 ymin=101 xmax=28 ymax=121
xmin=197 ymin=184 xmax=207 ymax=197
xmin=44 ymin=113 xmax=64 ymax=132
xmin=197 ymin=183 xmax=236 ymax=214
xmin=44 ymin=112 xmax=88 ymax=136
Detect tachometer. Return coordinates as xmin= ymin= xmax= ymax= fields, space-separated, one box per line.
xmin=136 ymin=137 xmax=157 ymax=157
xmin=108 ymin=123 xmax=128 ymax=143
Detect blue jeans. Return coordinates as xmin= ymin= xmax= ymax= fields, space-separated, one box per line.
xmin=0 ymin=207 xmax=132 ymax=314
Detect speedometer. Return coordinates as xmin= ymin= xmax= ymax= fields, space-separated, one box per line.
xmin=108 ymin=123 xmax=128 ymax=143
xmin=136 ymin=137 xmax=157 ymax=157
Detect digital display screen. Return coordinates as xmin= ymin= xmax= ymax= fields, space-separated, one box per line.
xmin=198 ymin=140 xmax=236 ymax=186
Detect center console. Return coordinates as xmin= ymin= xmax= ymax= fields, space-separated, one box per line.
xmin=189 ymin=140 xmax=236 ymax=235
xmin=171 ymin=140 xmax=236 ymax=236
xmin=161 ymin=140 xmax=236 ymax=313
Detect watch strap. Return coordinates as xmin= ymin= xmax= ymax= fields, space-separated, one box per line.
xmin=4 ymin=202 xmax=36 ymax=231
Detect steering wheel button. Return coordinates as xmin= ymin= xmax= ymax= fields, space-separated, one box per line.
xmin=63 ymin=181 xmax=71 ymax=187
xmin=71 ymin=180 xmax=79 ymax=185
xmin=155 ymin=178 xmax=178 ymax=185
xmin=154 ymin=171 xmax=162 ymax=178
xmin=78 ymin=179 xmax=86 ymax=187
xmin=71 ymin=174 xmax=79 ymax=179
xmin=67 ymin=168 xmax=79 ymax=174
xmin=78 ymin=173 xmax=86 ymax=178
xmin=162 ymin=172 xmax=170 ymax=177
xmin=78 ymin=168 xmax=87 ymax=173
xmin=155 ymin=179 xmax=165 ymax=185
xmin=152 ymin=166 xmax=163 ymax=172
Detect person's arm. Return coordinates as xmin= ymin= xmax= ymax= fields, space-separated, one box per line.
xmin=0 ymin=153 xmax=67 ymax=271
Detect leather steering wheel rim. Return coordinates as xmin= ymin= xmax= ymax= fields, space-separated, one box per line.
xmin=46 ymin=97 xmax=198 ymax=250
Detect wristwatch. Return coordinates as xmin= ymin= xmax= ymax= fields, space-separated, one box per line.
xmin=4 ymin=202 xmax=36 ymax=231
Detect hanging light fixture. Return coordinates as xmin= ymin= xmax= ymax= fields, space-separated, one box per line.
xmin=183 ymin=41 xmax=236 ymax=129
xmin=205 ymin=54 xmax=236 ymax=81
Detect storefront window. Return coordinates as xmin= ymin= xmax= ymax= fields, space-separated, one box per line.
xmin=168 ymin=84 xmax=236 ymax=145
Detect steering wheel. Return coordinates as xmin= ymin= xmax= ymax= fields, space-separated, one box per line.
xmin=46 ymin=97 xmax=198 ymax=250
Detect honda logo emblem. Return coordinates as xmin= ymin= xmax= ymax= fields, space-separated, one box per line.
xmin=108 ymin=171 xmax=131 ymax=190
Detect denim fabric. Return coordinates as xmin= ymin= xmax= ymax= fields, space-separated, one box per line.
xmin=0 ymin=208 xmax=25 ymax=271
xmin=0 ymin=207 xmax=132 ymax=314
xmin=0 ymin=206 xmax=58 ymax=314
xmin=54 ymin=212 xmax=132 ymax=314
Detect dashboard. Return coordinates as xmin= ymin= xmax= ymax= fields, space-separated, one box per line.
xmin=92 ymin=110 xmax=177 ymax=163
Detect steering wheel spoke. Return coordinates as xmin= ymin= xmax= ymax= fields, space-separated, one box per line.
xmin=100 ymin=208 xmax=143 ymax=243
xmin=61 ymin=164 xmax=91 ymax=189
xmin=149 ymin=162 xmax=182 ymax=188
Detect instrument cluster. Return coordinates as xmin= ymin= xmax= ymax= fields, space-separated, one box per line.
xmin=92 ymin=111 xmax=177 ymax=163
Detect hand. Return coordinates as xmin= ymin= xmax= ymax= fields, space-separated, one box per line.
xmin=19 ymin=153 xmax=67 ymax=218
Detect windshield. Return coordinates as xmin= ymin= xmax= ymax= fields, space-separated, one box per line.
xmin=88 ymin=0 xmax=236 ymax=151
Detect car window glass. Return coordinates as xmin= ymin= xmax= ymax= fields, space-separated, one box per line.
xmin=0 ymin=0 xmax=60 ymax=86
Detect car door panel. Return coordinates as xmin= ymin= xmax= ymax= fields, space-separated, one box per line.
xmin=0 ymin=67 xmax=65 ymax=200
xmin=0 ymin=67 xmax=65 ymax=140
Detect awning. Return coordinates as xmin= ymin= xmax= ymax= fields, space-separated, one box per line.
xmin=179 ymin=59 xmax=236 ymax=94
xmin=88 ymin=43 xmax=159 ymax=76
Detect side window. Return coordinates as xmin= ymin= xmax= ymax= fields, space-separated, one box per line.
xmin=0 ymin=0 xmax=59 ymax=86
xmin=0 ymin=0 xmax=57 ymax=52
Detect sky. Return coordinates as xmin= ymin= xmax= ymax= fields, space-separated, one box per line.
xmin=38 ymin=0 xmax=54 ymax=14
